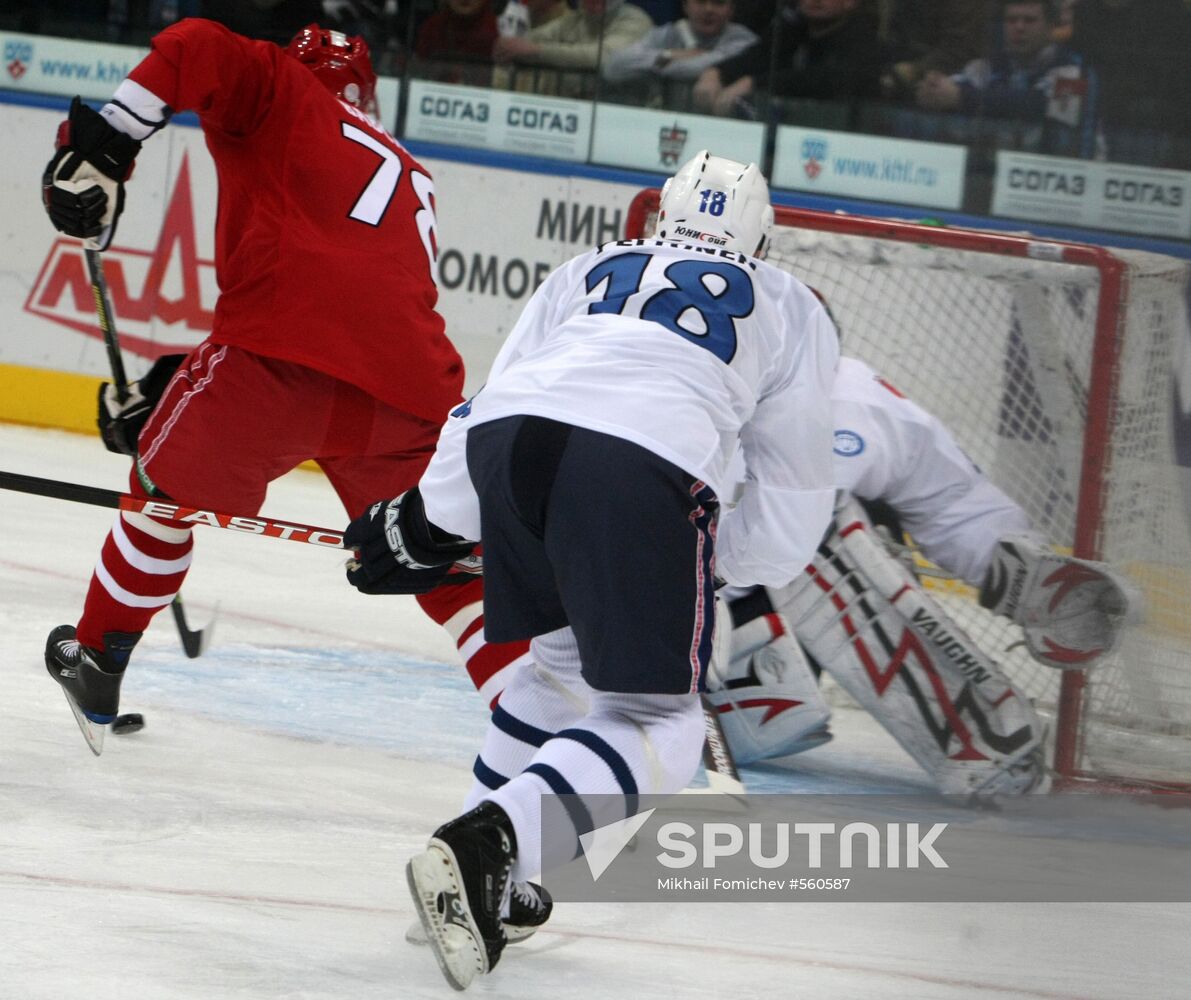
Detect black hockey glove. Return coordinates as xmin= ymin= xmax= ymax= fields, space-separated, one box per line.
xmin=43 ymin=96 xmax=141 ymax=251
xmin=345 ymin=488 xmax=478 ymax=595
xmin=98 ymin=353 xmax=187 ymax=457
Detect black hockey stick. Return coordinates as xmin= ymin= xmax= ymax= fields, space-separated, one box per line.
xmin=84 ymin=248 xmax=129 ymax=402
xmin=698 ymin=695 xmax=748 ymax=801
xmin=85 ymin=248 xmax=210 ymax=660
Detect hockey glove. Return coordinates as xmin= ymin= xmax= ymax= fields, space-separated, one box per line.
xmin=345 ymin=488 xmax=478 ymax=595
xmin=98 ymin=353 xmax=187 ymax=457
xmin=980 ymin=535 xmax=1145 ymax=669
xmin=43 ymin=96 xmax=141 ymax=251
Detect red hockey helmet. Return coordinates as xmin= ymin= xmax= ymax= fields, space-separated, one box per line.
xmin=285 ymin=24 xmax=378 ymax=119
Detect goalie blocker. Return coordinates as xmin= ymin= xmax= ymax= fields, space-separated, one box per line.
xmin=705 ymin=591 xmax=833 ymax=765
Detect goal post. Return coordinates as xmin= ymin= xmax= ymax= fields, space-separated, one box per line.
xmin=626 ymin=190 xmax=1191 ymax=793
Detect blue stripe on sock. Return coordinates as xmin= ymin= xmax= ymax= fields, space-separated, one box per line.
xmin=525 ymin=762 xmax=594 ymax=840
xmin=555 ymin=728 xmax=638 ymax=814
xmin=492 ymin=704 xmax=552 ymax=748
xmin=472 ymin=755 xmax=509 ymax=790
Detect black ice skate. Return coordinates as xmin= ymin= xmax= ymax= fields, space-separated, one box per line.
xmin=44 ymin=625 xmax=141 ymax=756
xmin=503 ymin=880 xmax=553 ymax=943
xmin=406 ymin=801 xmax=516 ymax=991
xmin=404 ymin=878 xmax=552 ymax=947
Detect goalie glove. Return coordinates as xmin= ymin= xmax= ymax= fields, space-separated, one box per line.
xmin=43 ymin=96 xmax=141 ymax=251
xmin=979 ymin=535 xmax=1145 ymax=669
xmin=344 ymin=488 xmax=479 ymax=595
xmin=97 ymin=353 xmax=187 ymax=457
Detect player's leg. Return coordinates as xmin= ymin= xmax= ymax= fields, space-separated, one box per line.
xmin=462 ymin=627 xmax=590 ymax=811
xmin=414 ymin=580 xmax=534 ymax=709
xmin=406 ymin=415 xmax=572 ymax=987
xmin=406 ymin=420 xmax=713 ymax=988
xmin=403 ymin=626 xmax=583 ymax=949
xmin=771 ymin=498 xmax=1049 ymax=797
xmin=478 ymin=425 xmax=713 ymax=879
xmin=47 ymin=347 xmax=335 ymax=749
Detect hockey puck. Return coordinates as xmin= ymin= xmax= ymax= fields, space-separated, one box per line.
xmin=112 ymin=713 xmax=145 ymax=735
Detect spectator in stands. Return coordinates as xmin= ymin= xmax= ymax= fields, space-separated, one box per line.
xmin=494 ymin=0 xmax=571 ymax=36
xmin=878 ymin=0 xmax=988 ymax=102
xmin=692 ymin=0 xmax=884 ymax=118
xmin=602 ymin=0 xmax=758 ymax=94
xmin=415 ymin=0 xmax=499 ymax=83
xmin=492 ymin=0 xmax=652 ymax=96
xmin=914 ymin=0 xmax=1097 ymax=157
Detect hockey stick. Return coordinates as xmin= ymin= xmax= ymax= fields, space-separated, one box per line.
xmin=84 ymin=248 xmax=129 ymax=402
xmin=697 ymin=694 xmax=748 ymax=802
xmin=85 ymin=248 xmax=210 ymax=658
xmin=0 ymin=470 xmax=346 ymax=547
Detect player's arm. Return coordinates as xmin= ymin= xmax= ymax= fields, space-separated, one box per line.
xmin=119 ymin=19 xmax=276 ymax=137
xmin=344 ymin=488 xmax=479 ymax=596
xmin=42 ymin=20 xmax=272 ymax=251
xmin=716 ymin=300 xmax=838 ymax=587
xmin=834 ymin=359 xmax=1033 ymax=587
xmin=838 ymin=360 xmax=1143 ymax=667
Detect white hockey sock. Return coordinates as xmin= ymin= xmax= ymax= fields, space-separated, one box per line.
xmin=483 ymin=689 xmax=705 ymax=882
xmin=463 ymin=626 xmax=590 ymax=812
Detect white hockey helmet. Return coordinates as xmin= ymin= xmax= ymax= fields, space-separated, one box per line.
xmin=656 ymin=149 xmax=774 ymax=258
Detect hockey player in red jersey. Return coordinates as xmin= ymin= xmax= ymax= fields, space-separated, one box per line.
xmin=40 ymin=18 xmax=529 ymax=754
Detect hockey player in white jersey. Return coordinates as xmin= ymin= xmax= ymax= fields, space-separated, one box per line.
xmin=707 ymin=351 xmax=1143 ymax=797
xmin=342 ymin=150 xmax=839 ymax=989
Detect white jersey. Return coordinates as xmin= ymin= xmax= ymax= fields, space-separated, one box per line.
xmin=830 ymin=356 xmax=1032 ymax=585
xmin=420 ymin=238 xmax=840 ymax=587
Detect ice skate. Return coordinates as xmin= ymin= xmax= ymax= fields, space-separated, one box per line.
xmin=44 ymin=625 xmax=140 ymax=756
xmin=406 ymin=802 xmax=516 ymax=990
xmin=503 ymin=879 xmax=552 ymax=943
xmin=405 ymin=878 xmax=552 ymax=947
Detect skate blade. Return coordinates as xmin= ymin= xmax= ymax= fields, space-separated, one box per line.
xmin=61 ymin=689 xmax=105 ymax=756
xmin=406 ymin=844 xmax=488 ymax=991
xmin=405 ymin=917 xmax=537 ymax=947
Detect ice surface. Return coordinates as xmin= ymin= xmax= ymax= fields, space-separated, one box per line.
xmin=0 ymin=423 xmax=1187 ymax=999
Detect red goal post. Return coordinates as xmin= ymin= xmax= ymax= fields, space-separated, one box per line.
xmin=626 ymin=190 xmax=1191 ymax=793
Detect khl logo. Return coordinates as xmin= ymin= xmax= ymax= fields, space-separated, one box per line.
xmin=801 ymin=137 xmax=827 ymax=182
xmin=5 ymin=40 xmax=32 ymax=80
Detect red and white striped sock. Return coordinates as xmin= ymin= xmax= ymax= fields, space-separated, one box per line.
xmin=76 ymin=509 xmax=194 ymax=651
xmin=416 ymin=578 xmax=531 ymax=707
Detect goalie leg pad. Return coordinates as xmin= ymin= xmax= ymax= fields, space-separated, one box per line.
xmin=706 ymin=592 xmax=832 ymax=765
xmin=772 ymin=500 xmax=1049 ymax=798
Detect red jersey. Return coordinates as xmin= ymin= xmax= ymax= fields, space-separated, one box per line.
xmin=129 ymin=19 xmax=464 ymax=423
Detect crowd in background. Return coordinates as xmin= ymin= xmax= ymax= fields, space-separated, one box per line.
xmin=5 ymin=0 xmax=1190 ymax=169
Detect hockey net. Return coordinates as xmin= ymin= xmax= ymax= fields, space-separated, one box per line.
xmin=627 ymin=191 xmax=1191 ymax=792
